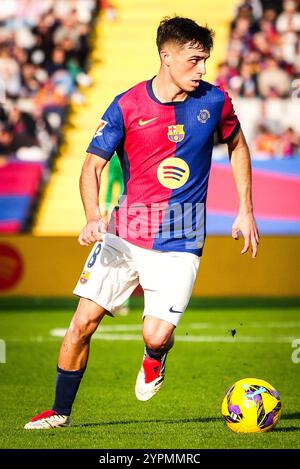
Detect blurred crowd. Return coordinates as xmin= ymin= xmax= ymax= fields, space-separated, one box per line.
xmin=215 ymin=0 xmax=300 ymax=158
xmin=0 ymin=0 xmax=97 ymax=164
xmin=1 ymin=0 xmax=299 ymax=163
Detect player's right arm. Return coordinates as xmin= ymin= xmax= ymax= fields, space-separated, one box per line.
xmin=78 ymin=96 xmax=125 ymax=246
xmin=78 ymin=153 xmax=108 ymax=246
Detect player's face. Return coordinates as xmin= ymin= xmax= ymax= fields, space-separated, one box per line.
xmin=162 ymin=42 xmax=210 ymax=93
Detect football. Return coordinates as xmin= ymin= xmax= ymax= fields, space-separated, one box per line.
xmin=221 ymin=378 xmax=282 ymax=433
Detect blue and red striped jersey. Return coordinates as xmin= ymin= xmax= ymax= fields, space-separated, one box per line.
xmin=87 ymin=78 xmax=240 ymax=256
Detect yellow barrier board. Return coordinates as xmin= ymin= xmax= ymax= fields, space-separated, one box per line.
xmin=0 ymin=236 xmax=299 ymax=297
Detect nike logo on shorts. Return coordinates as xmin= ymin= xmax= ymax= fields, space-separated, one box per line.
xmin=169 ymin=306 xmax=183 ymax=314
xmin=139 ymin=117 xmax=159 ymax=126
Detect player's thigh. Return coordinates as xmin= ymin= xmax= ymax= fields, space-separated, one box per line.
xmin=140 ymin=251 xmax=200 ymax=327
xmin=73 ymin=239 xmax=139 ymax=315
xmin=70 ymin=297 xmax=108 ymax=334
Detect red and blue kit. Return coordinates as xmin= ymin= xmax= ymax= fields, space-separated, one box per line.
xmin=87 ymin=78 xmax=240 ymax=256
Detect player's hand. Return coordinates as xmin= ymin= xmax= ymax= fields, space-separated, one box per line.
xmin=78 ymin=218 xmax=108 ymax=246
xmin=231 ymin=212 xmax=260 ymax=258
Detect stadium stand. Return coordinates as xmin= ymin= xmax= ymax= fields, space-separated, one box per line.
xmin=214 ymin=0 xmax=300 ymax=157
xmin=0 ymin=0 xmax=98 ymax=232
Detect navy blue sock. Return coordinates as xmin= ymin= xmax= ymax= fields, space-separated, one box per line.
xmin=52 ymin=366 xmax=86 ymax=416
xmin=145 ymin=347 xmax=164 ymax=360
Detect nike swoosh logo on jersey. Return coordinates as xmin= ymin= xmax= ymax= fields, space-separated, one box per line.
xmin=139 ymin=117 xmax=159 ymax=126
xmin=169 ymin=306 xmax=183 ymax=314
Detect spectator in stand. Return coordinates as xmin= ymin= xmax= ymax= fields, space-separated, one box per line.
xmin=8 ymin=106 xmax=36 ymax=140
xmin=0 ymin=46 xmax=21 ymax=99
xmin=261 ymin=0 xmax=283 ymax=15
xmin=237 ymin=60 xmax=259 ymax=96
xmin=277 ymin=127 xmax=300 ymax=157
xmin=262 ymin=7 xmax=278 ymax=25
xmin=0 ymin=105 xmax=48 ymax=162
xmin=231 ymin=2 xmax=256 ymax=31
xmin=276 ymin=0 xmax=300 ymax=65
xmin=258 ymin=15 xmax=278 ymax=46
xmin=247 ymin=0 xmax=264 ymax=20
xmin=215 ymin=62 xmax=238 ymax=89
xmin=0 ymin=125 xmax=15 ymax=158
xmin=252 ymin=124 xmax=300 ymax=159
xmin=252 ymin=123 xmax=278 ymax=159
xmin=258 ymin=56 xmax=291 ymax=97
xmin=0 ymin=0 xmax=97 ymax=164
xmin=276 ymin=0 xmax=300 ymax=34
xmin=0 ymin=120 xmax=45 ymax=162
xmin=251 ymin=30 xmax=273 ymax=57
xmin=45 ymin=48 xmax=68 ymax=76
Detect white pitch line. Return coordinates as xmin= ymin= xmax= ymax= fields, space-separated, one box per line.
xmin=49 ymin=329 xmax=297 ymax=344
xmin=50 ymin=321 xmax=300 ymax=339
xmin=262 ymin=322 xmax=300 ymax=328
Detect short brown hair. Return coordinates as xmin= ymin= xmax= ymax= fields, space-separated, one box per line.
xmin=156 ymin=16 xmax=214 ymax=52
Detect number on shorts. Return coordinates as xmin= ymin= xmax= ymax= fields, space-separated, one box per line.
xmin=87 ymin=243 xmax=101 ymax=268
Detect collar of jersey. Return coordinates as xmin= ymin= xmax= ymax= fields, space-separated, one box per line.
xmin=146 ymin=77 xmax=192 ymax=106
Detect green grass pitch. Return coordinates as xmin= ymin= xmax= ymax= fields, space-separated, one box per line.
xmin=0 ymin=298 xmax=299 ymax=449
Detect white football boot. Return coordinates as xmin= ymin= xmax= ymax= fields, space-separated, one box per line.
xmin=135 ymin=353 xmax=167 ymax=401
xmin=24 ymin=410 xmax=71 ymax=429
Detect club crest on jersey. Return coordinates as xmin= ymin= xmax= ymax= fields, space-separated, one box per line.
xmin=167 ymin=124 xmax=185 ymax=143
xmin=80 ymin=270 xmax=90 ymax=284
xmin=197 ymin=109 xmax=210 ymax=123
xmin=94 ymin=119 xmax=108 ymax=137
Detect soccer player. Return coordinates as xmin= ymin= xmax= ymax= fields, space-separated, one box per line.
xmin=25 ymin=16 xmax=259 ymax=429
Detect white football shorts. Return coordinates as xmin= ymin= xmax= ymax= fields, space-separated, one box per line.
xmin=73 ymin=234 xmax=200 ymax=326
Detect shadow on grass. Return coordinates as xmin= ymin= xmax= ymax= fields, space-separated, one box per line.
xmin=274 ymin=427 xmax=300 ymax=432
xmin=73 ymin=416 xmax=222 ymax=428
xmin=74 ymin=412 xmax=300 ymax=431
xmin=281 ymin=412 xmax=300 ymax=421
xmin=275 ymin=412 xmax=300 ymax=431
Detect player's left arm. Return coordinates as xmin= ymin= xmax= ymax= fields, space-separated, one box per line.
xmin=227 ymin=128 xmax=260 ymax=258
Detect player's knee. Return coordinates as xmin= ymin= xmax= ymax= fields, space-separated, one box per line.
xmin=144 ymin=338 xmax=164 ymax=352
xmin=144 ymin=331 xmax=174 ymax=353
xmin=69 ymin=316 xmax=97 ymax=343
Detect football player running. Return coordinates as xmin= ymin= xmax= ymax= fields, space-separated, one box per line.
xmin=25 ymin=16 xmax=259 ymax=429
